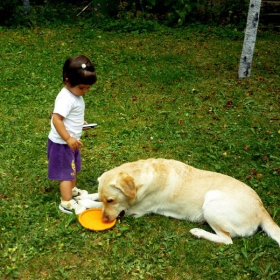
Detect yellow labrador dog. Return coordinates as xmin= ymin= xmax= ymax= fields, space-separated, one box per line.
xmin=98 ymin=158 xmax=280 ymax=245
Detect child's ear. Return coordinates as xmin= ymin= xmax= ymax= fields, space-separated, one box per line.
xmin=64 ymin=77 xmax=70 ymax=86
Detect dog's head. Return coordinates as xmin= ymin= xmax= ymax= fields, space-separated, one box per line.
xmin=98 ymin=171 xmax=136 ymax=222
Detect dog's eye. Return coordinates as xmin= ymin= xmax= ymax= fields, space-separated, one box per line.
xmin=107 ymin=199 xmax=114 ymax=203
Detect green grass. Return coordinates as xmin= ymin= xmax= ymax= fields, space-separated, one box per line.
xmin=0 ymin=25 xmax=280 ymax=279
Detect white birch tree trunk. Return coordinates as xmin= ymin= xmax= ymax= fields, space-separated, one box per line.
xmin=23 ymin=0 xmax=30 ymax=15
xmin=238 ymin=0 xmax=262 ymax=78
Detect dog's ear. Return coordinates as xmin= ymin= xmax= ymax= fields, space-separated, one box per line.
xmin=116 ymin=172 xmax=136 ymax=199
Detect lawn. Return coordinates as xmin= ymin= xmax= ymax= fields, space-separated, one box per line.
xmin=0 ymin=25 xmax=280 ymax=279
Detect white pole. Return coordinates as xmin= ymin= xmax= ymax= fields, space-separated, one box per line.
xmin=23 ymin=0 xmax=30 ymax=14
xmin=238 ymin=0 xmax=262 ymax=78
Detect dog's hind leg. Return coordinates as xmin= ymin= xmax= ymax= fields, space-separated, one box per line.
xmin=190 ymin=227 xmax=233 ymax=244
xmin=190 ymin=190 xmax=237 ymax=244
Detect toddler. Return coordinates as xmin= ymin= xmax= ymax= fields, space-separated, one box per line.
xmin=47 ymin=55 xmax=97 ymax=215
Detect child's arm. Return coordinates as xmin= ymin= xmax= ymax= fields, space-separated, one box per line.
xmin=52 ymin=113 xmax=82 ymax=150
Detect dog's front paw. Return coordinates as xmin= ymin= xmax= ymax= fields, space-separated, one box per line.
xmin=87 ymin=193 xmax=100 ymax=201
xmin=75 ymin=193 xmax=100 ymax=201
xmin=77 ymin=199 xmax=103 ymax=209
xmin=190 ymin=228 xmax=204 ymax=239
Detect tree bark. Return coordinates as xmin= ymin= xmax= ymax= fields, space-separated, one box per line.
xmin=238 ymin=0 xmax=262 ymax=78
xmin=23 ymin=0 xmax=30 ymax=15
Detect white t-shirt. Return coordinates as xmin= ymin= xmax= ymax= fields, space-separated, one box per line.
xmin=48 ymin=87 xmax=85 ymax=144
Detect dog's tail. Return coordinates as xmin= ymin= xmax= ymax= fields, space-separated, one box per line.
xmin=261 ymin=210 xmax=280 ymax=247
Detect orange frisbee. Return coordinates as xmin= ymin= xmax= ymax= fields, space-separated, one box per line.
xmin=78 ymin=209 xmax=116 ymax=231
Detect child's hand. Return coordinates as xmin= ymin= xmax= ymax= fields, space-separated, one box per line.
xmin=83 ymin=120 xmax=89 ymax=130
xmin=66 ymin=137 xmax=83 ymax=151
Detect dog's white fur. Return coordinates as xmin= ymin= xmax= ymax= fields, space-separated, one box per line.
xmin=98 ymin=158 xmax=280 ymax=245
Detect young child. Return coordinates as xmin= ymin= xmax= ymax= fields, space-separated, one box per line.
xmin=47 ymin=55 xmax=97 ymax=215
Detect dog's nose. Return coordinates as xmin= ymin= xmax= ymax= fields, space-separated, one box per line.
xmin=102 ymin=216 xmax=109 ymax=223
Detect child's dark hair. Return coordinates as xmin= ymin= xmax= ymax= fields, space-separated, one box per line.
xmin=63 ymin=55 xmax=97 ymax=86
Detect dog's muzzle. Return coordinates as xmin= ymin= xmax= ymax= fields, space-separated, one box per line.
xmin=117 ymin=210 xmax=126 ymax=221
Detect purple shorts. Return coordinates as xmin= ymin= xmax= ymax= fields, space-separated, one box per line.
xmin=47 ymin=139 xmax=81 ymax=181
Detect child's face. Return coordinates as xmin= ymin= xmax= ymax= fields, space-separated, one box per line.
xmin=66 ymin=83 xmax=91 ymax=96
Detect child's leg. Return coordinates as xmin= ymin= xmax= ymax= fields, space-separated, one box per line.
xmin=60 ymin=180 xmax=76 ymax=201
xmin=72 ymin=179 xmax=77 ymax=190
xmin=59 ymin=179 xmax=86 ymax=214
xmin=48 ymin=140 xmax=86 ymax=214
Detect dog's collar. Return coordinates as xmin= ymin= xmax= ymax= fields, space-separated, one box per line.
xmin=117 ymin=210 xmax=126 ymax=220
